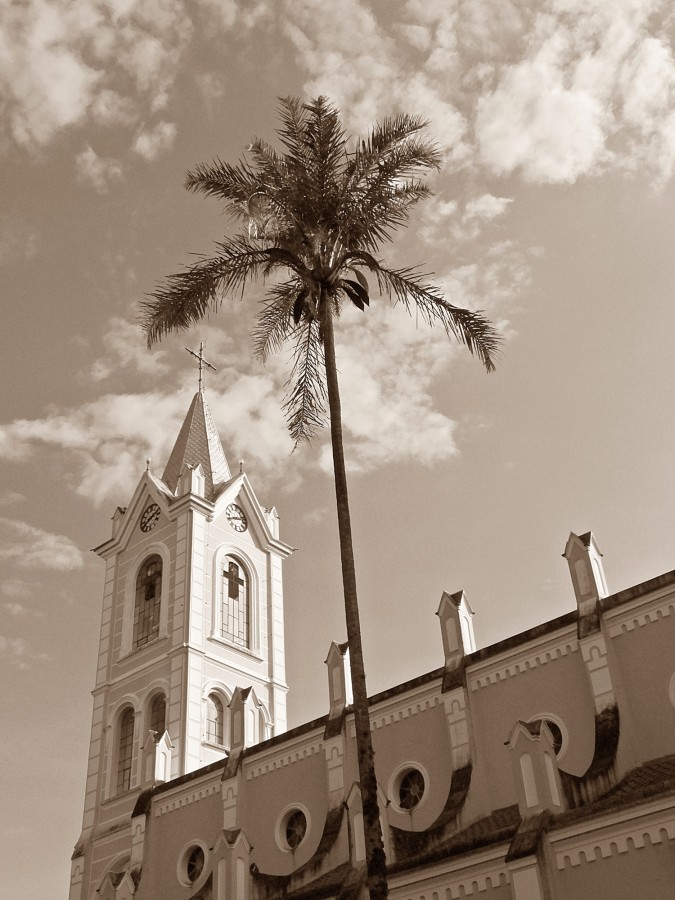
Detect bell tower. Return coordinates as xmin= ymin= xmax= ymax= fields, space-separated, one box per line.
xmin=70 ymin=389 xmax=292 ymax=900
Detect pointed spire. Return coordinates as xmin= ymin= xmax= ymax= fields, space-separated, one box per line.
xmin=162 ymin=391 xmax=231 ymax=500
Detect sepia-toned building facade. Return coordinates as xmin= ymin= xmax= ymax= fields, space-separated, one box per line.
xmin=69 ymin=391 xmax=675 ymax=900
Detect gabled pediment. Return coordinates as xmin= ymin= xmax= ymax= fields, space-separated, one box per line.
xmin=212 ymin=474 xmax=293 ymax=558
xmin=93 ymin=471 xmax=174 ymax=557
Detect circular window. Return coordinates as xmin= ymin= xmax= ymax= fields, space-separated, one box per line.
xmin=186 ymin=846 xmax=204 ymax=883
xmin=398 ymin=769 xmax=425 ymax=811
xmin=178 ymin=844 xmax=206 ymax=886
xmin=284 ymin=809 xmax=307 ymax=850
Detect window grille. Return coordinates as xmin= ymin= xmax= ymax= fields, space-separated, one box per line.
xmin=149 ymin=694 xmax=166 ymax=738
xmin=221 ymin=557 xmax=249 ymax=648
xmin=133 ymin=555 xmax=162 ymax=648
xmin=206 ymin=694 xmax=224 ymax=745
xmin=116 ymin=708 xmax=135 ymax=794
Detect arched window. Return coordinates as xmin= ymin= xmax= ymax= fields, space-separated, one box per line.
xmin=149 ymin=694 xmax=166 ymax=739
xmin=134 ymin=555 xmax=162 ymax=648
xmin=206 ymin=693 xmax=225 ymax=745
xmin=221 ymin=556 xmax=249 ymax=648
xmin=116 ymin=708 xmax=135 ymax=794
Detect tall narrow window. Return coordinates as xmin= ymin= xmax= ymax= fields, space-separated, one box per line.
xmin=116 ymin=708 xmax=135 ymax=794
xmin=133 ymin=555 xmax=162 ymax=648
xmin=149 ymin=694 xmax=166 ymax=739
xmin=221 ymin=557 xmax=249 ymax=648
xmin=206 ymin=693 xmax=225 ymax=745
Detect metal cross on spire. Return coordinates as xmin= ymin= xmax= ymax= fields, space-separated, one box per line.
xmin=185 ymin=341 xmax=216 ymax=391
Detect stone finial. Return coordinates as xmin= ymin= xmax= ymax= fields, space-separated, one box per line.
xmin=505 ymin=721 xmax=565 ymax=818
xmin=179 ymin=462 xmax=206 ymax=498
xmin=229 ymin=687 xmax=265 ymax=751
xmin=111 ymin=506 xmax=127 ymax=539
xmin=325 ymin=641 xmax=352 ymax=712
xmin=141 ymin=729 xmax=173 ymax=785
xmin=563 ymin=531 xmax=608 ymax=618
xmin=437 ymin=590 xmax=476 ymax=675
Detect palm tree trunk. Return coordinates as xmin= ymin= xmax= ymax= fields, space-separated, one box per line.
xmin=321 ymin=301 xmax=388 ymax=900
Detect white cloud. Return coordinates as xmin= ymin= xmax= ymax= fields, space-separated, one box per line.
xmin=464 ymin=194 xmax=513 ymax=224
xmin=0 ymin=220 xmax=39 ymax=266
xmin=1 ymin=580 xmax=32 ymax=599
xmin=316 ymin=302 xmax=464 ymax=474
xmin=281 ymin=0 xmax=675 ymax=188
xmin=0 ymin=491 xmax=24 ymax=507
xmin=0 ymin=517 xmax=84 ymax=570
xmin=475 ymin=25 xmax=610 ymax=183
xmin=3 ymin=602 xmax=31 ymax=617
xmin=0 ymin=634 xmax=30 ymax=666
xmin=132 ymin=121 xmax=177 ymax=161
xmin=90 ymin=89 xmax=138 ymax=127
xmin=420 ymin=193 xmax=513 ymax=245
xmin=75 ymin=145 xmax=123 ymax=192
xmin=0 ymin=0 xmax=192 ymax=151
xmin=90 ymin=318 xmax=170 ymax=382
xmin=474 ymin=2 xmax=675 ymax=184
xmin=0 ymin=0 xmax=101 ymax=148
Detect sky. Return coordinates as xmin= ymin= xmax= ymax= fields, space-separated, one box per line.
xmin=2 ymin=0 xmax=675 ymax=896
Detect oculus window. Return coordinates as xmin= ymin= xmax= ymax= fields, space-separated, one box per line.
xmin=397 ymin=768 xmax=425 ymax=811
xmin=283 ymin=809 xmax=308 ymax=851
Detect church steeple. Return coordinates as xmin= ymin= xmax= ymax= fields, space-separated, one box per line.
xmin=71 ymin=384 xmax=292 ymax=900
xmin=161 ymin=390 xmax=231 ymax=500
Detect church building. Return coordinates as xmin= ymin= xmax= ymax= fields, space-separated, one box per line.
xmin=69 ymin=390 xmax=675 ymax=900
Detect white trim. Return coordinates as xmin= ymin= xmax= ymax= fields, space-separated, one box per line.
xmin=669 ymin=672 xmax=675 ymax=708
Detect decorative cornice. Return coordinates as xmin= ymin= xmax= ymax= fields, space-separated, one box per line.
xmin=553 ymin=806 xmax=675 ymax=869
xmin=155 ymin=782 xmax=220 ymax=816
xmin=607 ymin=594 xmax=675 ymax=636
xmin=469 ymin=634 xmax=578 ymax=691
xmin=245 ymin=742 xmax=322 ymax=779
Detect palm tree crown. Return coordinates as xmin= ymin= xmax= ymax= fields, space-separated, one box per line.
xmin=142 ymin=96 xmax=499 ymax=440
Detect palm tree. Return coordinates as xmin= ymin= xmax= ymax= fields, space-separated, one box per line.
xmin=142 ymin=96 xmax=499 ymax=900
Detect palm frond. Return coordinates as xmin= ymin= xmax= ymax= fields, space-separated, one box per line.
xmin=141 ymin=237 xmax=305 ymax=346
xmin=344 ymin=254 xmax=501 ymax=372
xmin=252 ymin=281 xmax=301 ymax=361
xmin=283 ymin=317 xmax=327 ymax=444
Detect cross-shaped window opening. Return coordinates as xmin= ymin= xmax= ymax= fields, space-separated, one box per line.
xmin=221 ymin=557 xmax=249 ymax=648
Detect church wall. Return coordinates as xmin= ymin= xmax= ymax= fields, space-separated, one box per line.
xmin=388 ymin=855 xmax=512 ymax=899
xmin=139 ymin=774 xmax=224 ymax=900
xmin=465 ymin=637 xmax=597 ymax=813
xmin=607 ymin=611 xmax=675 ymax=762
xmin=552 ymin=835 xmax=675 ymax=899
xmin=242 ymin=743 xmax=329 ymax=875
xmin=371 ymin=700 xmax=453 ymax=832
xmin=86 ymin=828 xmax=134 ymax=898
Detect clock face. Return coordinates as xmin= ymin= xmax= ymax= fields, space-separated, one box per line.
xmin=226 ymin=503 xmax=248 ymax=533
xmin=140 ymin=503 xmax=161 ymax=533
